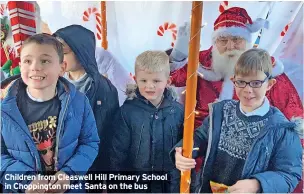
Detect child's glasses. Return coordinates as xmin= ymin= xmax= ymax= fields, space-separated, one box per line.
xmin=233 ymin=76 xmax=271 ymax=88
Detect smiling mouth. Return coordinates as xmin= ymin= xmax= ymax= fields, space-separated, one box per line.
xmin=244 ymin=97 xmax=255 ymax=100
xmin=30 ymin=76 xmax=45 ymax=80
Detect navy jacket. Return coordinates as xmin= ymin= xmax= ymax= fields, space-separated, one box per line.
xmin=109 ymin=85 xmax=184 ymax=192
xmin=54 ymin=25 xmax=119 ymax=170
xmin=188 ymin=100 xmax=302 ymax=193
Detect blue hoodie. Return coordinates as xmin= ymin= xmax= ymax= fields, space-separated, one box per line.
xmin=54 ymin=25 xmax=119 ymax=170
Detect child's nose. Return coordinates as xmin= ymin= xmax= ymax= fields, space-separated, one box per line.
xmin=147 ymin=82 xmax=155 ymax=88
xmin=31 ymin=62 xmax=42 ymax=71
xmin=243 ymin=84 xmax=253 ymax=92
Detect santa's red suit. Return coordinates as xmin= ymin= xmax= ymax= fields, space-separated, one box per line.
xmin=169 ymin=7 xmax=303 ymax=193
xmin=171 ymin=46 xmax=303 ymax=128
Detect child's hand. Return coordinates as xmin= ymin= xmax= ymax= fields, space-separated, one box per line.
xmin=175 ymin=147 xmax=196 ymax=172
xmin=47 ymin=171 xmax=70 ymax=193
xmin=228 ymin=179 xmax=260 ymax=193
xmin=25 ymin=175 xmax=48 ymax=193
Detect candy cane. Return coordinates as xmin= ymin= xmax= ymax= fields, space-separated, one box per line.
xmin=0 ymin=4 xmax=5 ymax=16
xmin=83 ymin=7 xmax=102 ymax=40
xmin=157 ymin=22 xmax=177 ymax=47
xmin=129 ymin=72 xmax=135 ymax=81
xmin=219 ymin=1 xmax=229 ymax=13
xmin=280 ymin=23 xmax=292 ymax=37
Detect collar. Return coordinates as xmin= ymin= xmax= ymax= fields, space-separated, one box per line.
xmin=26 ymin=86 xmax=57 ymax=102
xmin=64 ymin=72 xmax=88 ymax=83
xmin=239 ymin=97 xmax=270 ymax=117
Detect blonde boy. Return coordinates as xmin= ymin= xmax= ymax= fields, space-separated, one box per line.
xmin=109 ymin=51 xmax=184 ymax=193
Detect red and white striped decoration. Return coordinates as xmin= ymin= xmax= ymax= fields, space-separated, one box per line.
xmin=219 ymin=1 xmax=229 ymax=13
xmin=7 ymin=1 xmax=36 ymax=54
xmin=157 ymin=22 xmax=177 ymax=47
xmin=0 ymin=4 xmax=6 ymax=16
xmin=83 ymin=7 xmax=102 ymax=40
xmin=280 ymin=23 xmax=292 ymax=37
xmin=129 ymin=72 xmax=135 ymax=81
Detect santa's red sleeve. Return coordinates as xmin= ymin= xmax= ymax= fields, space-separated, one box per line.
xmin=170 ymin=64 xmax=188 ymax=87
xmin=267 ymin=73 xmax=304 ymax=120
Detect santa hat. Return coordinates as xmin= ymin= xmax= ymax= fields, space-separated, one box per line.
xmin=212 ymin=7 xmax=269 ymax=43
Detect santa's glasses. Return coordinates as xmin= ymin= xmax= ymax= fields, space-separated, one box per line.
xmin=216 ymin=37 xmax=244 ymax=46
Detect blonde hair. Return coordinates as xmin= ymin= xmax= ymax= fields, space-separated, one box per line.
xmin=234 ymin=48 xmax=272 ymax=76
xmin=135 ymin=50 xmax=170 ymax=77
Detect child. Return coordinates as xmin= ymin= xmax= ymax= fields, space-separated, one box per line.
xmin=0 ymin=34 xmax=100 ymax=193
xmin=53 ymin=25 xmax=119 ymax=170
xmin=109 ymin=51 xmax=184 ymax=193
xmin=173 ymin=48 xmax=303 ymax=193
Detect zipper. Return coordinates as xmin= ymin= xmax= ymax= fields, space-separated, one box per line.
xmin=25 ymin=141 xmax=41 ymax=173
xmin=54 ymin=95 xmax=70 ymax=171
xmin=197 ymin=103 xmax=214 ymax=193
xmin=170 ymin=124 xmax=174 ymax=147
xmin=35 ymin=156 xmax=39 ymax=174
xmin=135 ymin=124 xmax=144 ymax=159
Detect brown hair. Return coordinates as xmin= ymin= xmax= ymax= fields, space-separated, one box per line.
xmin=234 ymin=48 xmax=272 ymax=77
xmin=21 ymin=33 xmax=64 ymax=63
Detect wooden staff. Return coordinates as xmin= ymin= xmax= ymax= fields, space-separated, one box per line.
xmin=180 ymin=1 xmax=203 ymax=193
xmin=100 ymin=1 xmax=108 ymax=49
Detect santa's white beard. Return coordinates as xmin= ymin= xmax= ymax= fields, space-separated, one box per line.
xmin=211 ymin=45 xmax=250 ymax=79
xmin=211 ymin=44 xmax=251 ymax=100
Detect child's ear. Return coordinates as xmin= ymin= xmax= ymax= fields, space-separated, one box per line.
xmin=267 ymin=78 xmax=276 ymax=91
xmin=59 ymin=61 xmax=67 ymax=76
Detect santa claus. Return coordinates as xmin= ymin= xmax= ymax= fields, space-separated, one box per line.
xmin=168 ymin=7 xmax=303 ymax=193
xmin=169 ymin=7 xmax=303 ymax=127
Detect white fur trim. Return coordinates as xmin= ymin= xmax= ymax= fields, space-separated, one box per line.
xmin=272 ymin=58 xmax=284 ymax=77
xmin=125 ymin=84 xmax=178 ymax=101
xmin=290 ymin=117 xmax=304 ymax=138
xmin=197 ymin=63 xmax=222 ymax=81
xmin=197 ymin=64 xmax=235 ymax=100
xmin=219 ymin=78 xmax=235 ymax=100
xmin=212 ymin=26 xmax=252 ymax=43
xmin=246 ymin=18 xmax=269 ymax=33
xmin=170 ymin=58 xmax=188 ymax=72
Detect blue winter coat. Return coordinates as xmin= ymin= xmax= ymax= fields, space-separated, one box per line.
xmin=0 ymin=76 xmax=100 ymax=193
xmin=54 ymin=25 xmax=119 ymax=170
xmin=109 ymin=85 xmax=184 ymax=193
xmin=191 ymin=100 xmax=303 ymax=193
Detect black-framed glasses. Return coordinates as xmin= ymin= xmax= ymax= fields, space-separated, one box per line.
xmin=233 ymin=75 xmax=271 ymax=88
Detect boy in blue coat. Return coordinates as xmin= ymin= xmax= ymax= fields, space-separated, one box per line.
xmin=173 ymin=48 xmax=303 ymax=193
xmin=109 ymin=51 xmax=184 ymax=193
xmin=0 ymin=34 xmax=100 ymax=193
